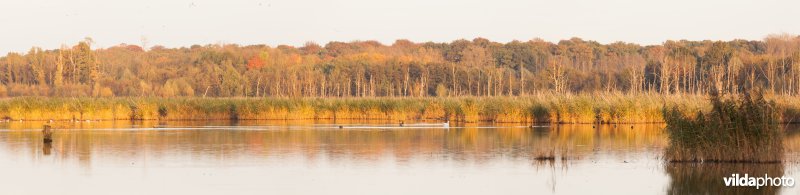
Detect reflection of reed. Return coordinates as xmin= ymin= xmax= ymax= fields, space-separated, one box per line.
xmin=42 ymin=142 xmax=51 ymax=156
xmin=782 ymin=125 xmax=800 ymax=163
xmin=531 ymin=156 xmax=566 ymax=194
xmin=666 ymin=163 xmax=784 ymax=195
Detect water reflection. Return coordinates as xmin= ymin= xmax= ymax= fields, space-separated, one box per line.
xmin=0 ymin=121 xmax=798 ymax=194
xmin=666 ymin=163 xmax=784 ymax=195
xmin=0 ymin=121 xmax=668 ymax=168
xmin=42 ymin=142 xmax=51 ymax=156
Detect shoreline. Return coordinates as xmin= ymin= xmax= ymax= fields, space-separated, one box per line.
xmin=1 ymin=94 xmax=798 ymax=124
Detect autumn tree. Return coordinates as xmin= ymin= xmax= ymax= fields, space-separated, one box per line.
xmin=0 ymin=35 xmax=797 ymax=97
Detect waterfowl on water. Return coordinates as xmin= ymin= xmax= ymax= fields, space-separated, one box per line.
xmin=443 ymin=120 xmax=450 ymax=128
xmin=399 ymin=121 xmax=404 ymax=127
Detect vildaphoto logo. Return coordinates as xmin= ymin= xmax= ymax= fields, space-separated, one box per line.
xmin=724 ymin=174 xmax=795 ymax=189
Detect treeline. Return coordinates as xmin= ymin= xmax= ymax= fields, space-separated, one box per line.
xmin=1 ymin=35 xmax=799 ymax=97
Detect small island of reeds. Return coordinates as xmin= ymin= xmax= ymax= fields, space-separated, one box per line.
xmin=663 ymin=91 xmax=784 ymax=163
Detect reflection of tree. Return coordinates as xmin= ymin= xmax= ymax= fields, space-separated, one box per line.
xmin=2 ymin=122 xmax=800 ymax=195
xmin=666 ymin=163 xmax=783 ymax=195
xmin=0 ymin=122 xmax=669 ymax=166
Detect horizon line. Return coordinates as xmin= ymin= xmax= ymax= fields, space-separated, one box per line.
xmin=4 ymin=33 xmax=798 ymax=54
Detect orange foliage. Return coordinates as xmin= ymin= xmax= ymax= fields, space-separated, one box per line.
xmin=287 ymin=53 xmax=302 ymax=66
xmin=125 ymin=45 xmax=144 ymax=52
xmin=247 ymin=55 xmax=265 ymax=69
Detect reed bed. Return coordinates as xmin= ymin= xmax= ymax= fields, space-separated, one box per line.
xmin=0 ymin=92 xmax=794 ymax=124
xmin=663 ymin=91 xmax=784 ymax=163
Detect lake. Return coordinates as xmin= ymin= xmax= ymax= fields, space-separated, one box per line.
xmin=1 ymin=121 xmax=799 ymax=195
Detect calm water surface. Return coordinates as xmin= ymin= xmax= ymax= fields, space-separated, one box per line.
xmin=1 ymin=121 xmax=799 ymax=195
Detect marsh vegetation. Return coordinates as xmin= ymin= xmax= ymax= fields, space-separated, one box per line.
xmin=0 ymin=93 xmax=702 ymax=123
xmin=664 ymin=91 xmax=784 ymax=163
xmin=3 ymin=93 xmax=800 ymax=124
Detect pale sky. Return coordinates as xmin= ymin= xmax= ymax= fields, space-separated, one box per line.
xmin=1 ymin=0 xmax=798 ymax=54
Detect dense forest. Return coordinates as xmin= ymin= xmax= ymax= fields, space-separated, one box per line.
xmin=1 ymin=34 xmax=799 ymax=98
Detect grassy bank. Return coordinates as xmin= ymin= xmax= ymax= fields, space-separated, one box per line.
xmin=0 ymin=93 xmax=797 ymax=123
